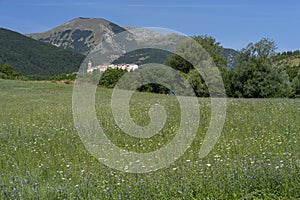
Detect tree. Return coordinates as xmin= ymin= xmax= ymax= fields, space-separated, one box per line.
xmin=238 ymin=38 xmax=277 ymax=62
xmin=291 ymin=68 xmax=300 ymax=97
xmin=218 ymin=66 xmax=236 ymax=97
xmin=193 ymin=35 xmax=227 ymax=66
xmin=165 ymin=35 xmax=226 ymax=74
xmin=164 ymin=35 xmax=227 ymax=97
xmin=0 ymin=64 xmax=22 ymax=79
xmin=98 ymin=68 xmax=127 ymax=88
xmin=187 ymin=69 xmax=209 ymax=97
xmin=164 ymin=54 xmax=193 ymax=74
xmin=231 ymin=38 xmax=291 ymax=98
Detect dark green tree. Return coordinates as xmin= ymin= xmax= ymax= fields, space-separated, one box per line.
xmin=291 ymin=68 xmax=300 ymax=97
xmin=193 ymin=35 xmax=227 ymax=67
xmin=165 ymin=35 xmax=226 ymax=74
xmin=218 ymin=66 xmax=236 ymax=97
xmin=232 ymin=38 xmax=290 ymax=98
xmin=164 ymin=35 xmax=227 ymax=97
xmin=164 ymin=54 xmax=193 ymax=74
xmin=0 ymin=64 xmax=22 ymax=79
xmin=187 ymin=69 xmax=209 ymax=97
xmin=99 ymin=68 xmax=128 ymax=88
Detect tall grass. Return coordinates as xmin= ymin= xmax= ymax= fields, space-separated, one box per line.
xmin=0 ymin=79 xmax=299 ymax=199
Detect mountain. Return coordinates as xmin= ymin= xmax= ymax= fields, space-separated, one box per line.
xmin=27 ymin=17 xmax=239 ymax=69
xmin=27 ymin=17 xmax=128 ymax=55
xmin=221 ymin=48 xmax=239 ymax=69
xmin=0 ymin=28 xmax=85 ymax=77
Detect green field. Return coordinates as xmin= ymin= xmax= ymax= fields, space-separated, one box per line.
xmin=0 ymin=79 xmax=299 ymax=199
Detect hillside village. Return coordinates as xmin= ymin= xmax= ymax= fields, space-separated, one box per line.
xmin=87 ymin=61 xmax=139 ymax=73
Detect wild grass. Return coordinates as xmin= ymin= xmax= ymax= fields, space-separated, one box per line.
xmin=0 ymin=79 xmax=299 ymax=199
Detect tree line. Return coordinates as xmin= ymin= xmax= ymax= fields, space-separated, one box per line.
xmin=2 ymin=31 xmax=298 ymax=98
xmin=98 ymin=36 xmax=300 ymax=98
xmin=0 ymin=64 xmax=22 ymax=79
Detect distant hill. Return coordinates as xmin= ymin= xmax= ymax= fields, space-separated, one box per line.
xmin=272 ymin=51 xmax=300 ymax=82
xmin=221 ymin=48 xmax=239 ymax=69
xmin=27 ymin=17 xmax=128 ymax=55
xmin=0 ymin=28 xmax=85 ymax=77
xmin=27 ymin=18 xmax=239 ymax=69
xmin=273 ymin=50 xmax=300 ymax=67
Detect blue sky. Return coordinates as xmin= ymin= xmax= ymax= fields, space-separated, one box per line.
xmin=1 ymin=0 xmax=299 ymax=51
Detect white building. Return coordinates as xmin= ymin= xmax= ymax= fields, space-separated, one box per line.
xmin=87 ymin=61 xmax=138 ymax=73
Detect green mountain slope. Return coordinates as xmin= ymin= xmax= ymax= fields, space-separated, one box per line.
xmin=112 ymin=48 xmax=173 ymax=65
xmin=0 ymin=28 xmax=85 ymax=76
xmin=273 ymin=50 xmax=300 ymax=67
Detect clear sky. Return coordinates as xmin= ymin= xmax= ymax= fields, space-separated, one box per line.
xmin=1 ymin=0 xmax=299 ymax=52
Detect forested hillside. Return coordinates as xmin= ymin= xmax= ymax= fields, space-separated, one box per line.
xmin=0 ymin=28 xmax=85 ymax=77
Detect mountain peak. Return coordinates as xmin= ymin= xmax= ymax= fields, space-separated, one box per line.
xmin=27 ymin=17 xmax=127 ymax=54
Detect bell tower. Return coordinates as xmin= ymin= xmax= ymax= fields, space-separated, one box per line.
xmin=88 ymin=61 xmax=92 ymax=70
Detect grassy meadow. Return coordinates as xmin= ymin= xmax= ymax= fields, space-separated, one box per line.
xmin=0 ymin=79 xmax=299 ymax=199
